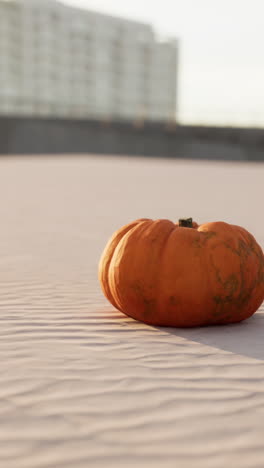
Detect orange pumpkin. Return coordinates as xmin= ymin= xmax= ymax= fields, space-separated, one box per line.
xmin=98 ymin=218 xmax=264 ymax=327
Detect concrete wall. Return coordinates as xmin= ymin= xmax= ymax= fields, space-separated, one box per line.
xmin=0 ymin=116 xmax=264 ymax=161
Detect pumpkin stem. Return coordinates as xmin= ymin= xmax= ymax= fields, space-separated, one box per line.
xmin=179 ymin=218 xmax=193 ymax=228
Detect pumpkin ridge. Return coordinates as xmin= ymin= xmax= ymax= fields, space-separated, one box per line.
xmin=208 ymin=226 xmax=264 ymax=323
xmin=154 ymin=223 xmax=177 ymax=321
xmin=108 ymin=220 xmax=154 ymax=312
xmin=127 ymin=220 xmax=175 ymax=323
xmin=99 ymin=218 xmax=149 ymax=310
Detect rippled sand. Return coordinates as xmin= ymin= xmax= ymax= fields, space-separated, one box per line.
xmin=0 ymin=155 xmax=264 ymax=468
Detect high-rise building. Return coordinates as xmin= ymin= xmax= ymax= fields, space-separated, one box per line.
xmin=0 ymin=0 xmax=178 ymax=121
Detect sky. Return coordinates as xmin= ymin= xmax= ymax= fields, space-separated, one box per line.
xmin=63 ymin=0 xmax=264 ymax=127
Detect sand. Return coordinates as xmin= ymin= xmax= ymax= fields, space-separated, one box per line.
xmin=0 ymin=154 xmax=264 ymax=468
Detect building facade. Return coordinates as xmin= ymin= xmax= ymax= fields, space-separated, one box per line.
xmin=0 ymin=0 xmax=178 ymax=121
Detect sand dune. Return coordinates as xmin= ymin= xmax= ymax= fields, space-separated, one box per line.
xmin=0 ymin=155 xmax=264 ymax=468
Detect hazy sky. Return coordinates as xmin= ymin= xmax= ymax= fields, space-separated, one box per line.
xmin=63 ymin=0 xmax=264 ymax=126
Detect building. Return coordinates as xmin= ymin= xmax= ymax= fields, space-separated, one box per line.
xmin=0 ymin=0 xmax=178 ymax=122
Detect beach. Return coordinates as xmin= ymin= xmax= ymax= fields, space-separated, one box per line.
xmin=0 ymin=154 xmax=264 ymax=468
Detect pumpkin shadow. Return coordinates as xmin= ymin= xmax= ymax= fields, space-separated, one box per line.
xmin=154 ymin=310 xmax=264 ymax=361
xmin=98 ymin=306 xmax=264 ymax=361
